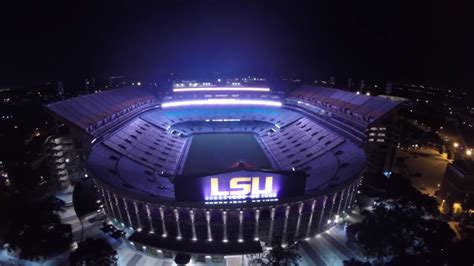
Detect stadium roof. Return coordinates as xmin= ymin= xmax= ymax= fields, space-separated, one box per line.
xmin=290 ymin=85 xmax=401 ymax=125
xmin=46 ymin=87 xmax=157 ymax=136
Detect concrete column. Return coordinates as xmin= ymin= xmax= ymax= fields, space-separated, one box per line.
xmin=111 ymin=193 xmax=123 ymax=222
xmin=174 ymin=208 xmax=182 ymax=240
xmin=159 ymin=206 xmax=167 ymax=238
xmin=122 ymin=198 xmax=133 ymax=228
xmin=282 ymin=205 xmax=291 ymax=245
xmin=104 ymin=189 xmax=116 ymax=218
xmin=327 ymin=192 xmax=338 ymax=222
xmin=206 ymin=210 xmax=212 ymax=242
xmin=347 ymin=183 xmax=357 ymax=210
xmin=112 ymin=193 xmax=124 ymax=225
xmin=317 ymin=196 xmax=328 ymax=233
xmin=342 ymin=184 xmax=353 ymax=212
xmin=222 ymin=210 xmax=228 ymax=243
xmin=133 ymin=201 xmax=142 ymax=230
xmin=305 ymin=199 xmax=316 ymax=238
xmin=145 ymin=204 xmax=154 ymax=234
xmin=98 ymin=187 xmax=111 ymax=216
xmin=268 ymin=207 xmax=276 ymax=241
xmin=295 ymin=202 xmax=304 ymax=238
xmin=190 ymin=209 xmax=197 ymax=241
xmin=254 ymin=209 xmax=260 ymax=241
xmin=336 ymin=188 xmax=345 ymax=216
xmin=238 ymin=210 xmax=244 ymax=243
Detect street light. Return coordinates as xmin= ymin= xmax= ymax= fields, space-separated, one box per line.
xmin=466 ymin=149 xmax=472 ymax=156
xmin=453 ymin=142 xmax=459 ymax=148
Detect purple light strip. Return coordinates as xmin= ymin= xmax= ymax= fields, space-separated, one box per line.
xmin=161 ymin=99 xmax=282 ymax=108
xmin=173 ymin=87 xmax=270 ymax=92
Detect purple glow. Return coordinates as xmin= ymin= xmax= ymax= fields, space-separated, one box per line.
xmin=201 ymin=171 xmax=282 ymax=202
xmin=161 ymin=99 xmax=282 ymax=108
xmin=173 ymin=87 xmax=270 ymax=92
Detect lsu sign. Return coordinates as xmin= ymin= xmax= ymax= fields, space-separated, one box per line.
xmin=210 ymin=176 xmax=274 ymax=197
xmin=174 ymin=169 xmax=307 ymax=202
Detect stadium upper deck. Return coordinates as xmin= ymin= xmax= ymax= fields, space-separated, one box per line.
xmin=289 ymin=85 xmax=399 ymax=126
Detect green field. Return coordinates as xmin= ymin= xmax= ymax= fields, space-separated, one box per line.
xmin=181 ymin=133 xmax=272 ymax=175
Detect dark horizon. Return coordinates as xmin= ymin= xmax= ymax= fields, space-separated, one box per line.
xmin=1 ymin=1 xmax=472 ymax=89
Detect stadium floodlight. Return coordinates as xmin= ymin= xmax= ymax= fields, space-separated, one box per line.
xmin=161 ymin=99 xmax=282 ymax=108
xmin=172 ymin=87 xmax=270 ymax=92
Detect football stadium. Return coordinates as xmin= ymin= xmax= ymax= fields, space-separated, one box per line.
xmin=46 ymin=84 xmax=400 ymax=261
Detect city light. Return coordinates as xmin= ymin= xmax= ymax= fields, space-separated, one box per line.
xmin=466 ymin=149 xmax=472 ymax=156
xmin=173 ymin=87 xmax=270 ymax=92
xmin=161 ymin=99 xmax=282 ymax=108
xmin=453 ymin=142 xmax=459 ymax=148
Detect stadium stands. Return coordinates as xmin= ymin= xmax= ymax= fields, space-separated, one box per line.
xmin=260 ymin=117 xmax=345 ymax=169
xmin=169 ymin=121 xmax=273 ymax=135
xmin=141 ymin=106 xmax=302 ymax=130
xmin=289 ymin=85 xmax=399 ymax=126
xmin=47 ymin=87 xmax=157 ymax=136
xmin=88 ymin=144 xmax=175 ymax=199
xmin=102 ymin=118 xmax=186 ymax=175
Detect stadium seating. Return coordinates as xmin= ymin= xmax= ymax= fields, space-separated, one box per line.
xmin=47 ymin=87 xmax=157 ymax=136
xmin=88 ymin=144 xmax=175 ymax=199
xmin=141 ymin=107 xmax=302 ymax=130
xmin=169 ymin=121 xmax=273 ymax=135
xmin=102 ymin=118 xmax=186 ymax=175
xmin=289 ymin=86 xmax=399 ymax=126
xmin=260 ymin=117 xmax=344 ymax=169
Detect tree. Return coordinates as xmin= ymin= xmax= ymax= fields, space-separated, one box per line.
xmin=4 ymin=194 xmax=73 ymax=260
xmin=5 ymin=218 xmax=72 ymax=260
xmin=69 ymin=238 xmax=118 ymax=266
xmin=346 ymin=203 xmax=400 ymax=263
xmin=346 ymin=198 xmax=455 ymax=265
xmin=251 ymin=236 xmax=301 ymax=265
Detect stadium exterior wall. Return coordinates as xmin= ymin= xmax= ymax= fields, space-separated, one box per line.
xmin=93 ymin=174 xmax=361 ymax=254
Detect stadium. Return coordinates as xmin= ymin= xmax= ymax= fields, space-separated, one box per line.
xmin=46 ymin=83 xmax=399 ymax=262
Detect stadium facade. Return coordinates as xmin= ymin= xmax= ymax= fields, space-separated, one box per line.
xmin=46 ymin=83 xmax=400 ymax=262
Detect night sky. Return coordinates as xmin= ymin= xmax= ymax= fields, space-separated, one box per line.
xmin=1 ymin=1 xmax=472 ymax=88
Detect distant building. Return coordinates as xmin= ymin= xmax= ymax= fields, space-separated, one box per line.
xmin=385 ymin=82 xmax=392 ymax=95
xmin=44 ymin=134 xmax=86 ymax=189
xmin=84 ymin=77 xmax=96 ymax=93
xmin=438 ymin=160 xmax=474 ymax=215
xmin=108 ymin=76 xmax=126 ymax=88
xmin=56 ymin=81 xmax=64 ymax=100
